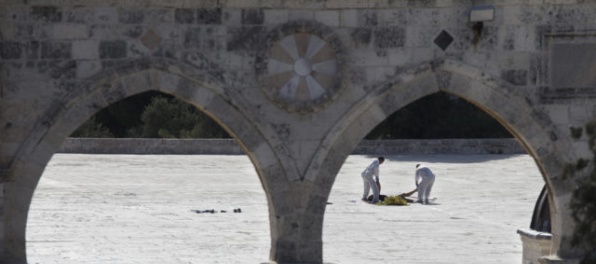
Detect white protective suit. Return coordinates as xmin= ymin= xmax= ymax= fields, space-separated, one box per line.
xmin=361 ymin=159 xmax=381 ymax=203
xmin=415 ymin=165 xmax=436 ymax=204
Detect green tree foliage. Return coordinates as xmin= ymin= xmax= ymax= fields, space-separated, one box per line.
xmin=135 ymin=95 xmax=229 ymax=138
xmin=71 ymin=116 xmax=114 ymax=138
xmin=570 ymin=121 xmax=596 ymax=264
xmin=93 ymin=91 xmax=159 ymax=137
xmin=365 ymin=92 xmax=512 ymax=139
xmin=71 ymin=91 xmax=229 ymax=139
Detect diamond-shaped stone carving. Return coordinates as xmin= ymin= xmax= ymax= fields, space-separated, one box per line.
xmin=434 ymin=30 xmax=454 ymax=51
xmin=140 ymin=29 xmax=161 ymax=50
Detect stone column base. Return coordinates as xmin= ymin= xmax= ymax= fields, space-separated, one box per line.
xmin=518 ymin=228 xmax=552 ymax=264
xmin=539 ymin=255 xmax=581 ymax=264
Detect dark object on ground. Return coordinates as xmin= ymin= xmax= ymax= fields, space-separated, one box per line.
xmin=192 ymin=208 xmax=242 ymax=214
xmin=192 ymin=209 xmax=216 ymax=214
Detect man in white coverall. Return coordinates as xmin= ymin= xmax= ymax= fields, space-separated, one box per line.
xmin=415 ymin=163 xmax=436 ymax=204
xmin=361 ymin=156 xmax=384 ymax=204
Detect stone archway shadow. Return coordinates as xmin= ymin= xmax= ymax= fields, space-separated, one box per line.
xmin=1 ymin=58 xmax=291 ymax=263
xmin=309 ymin=59 xmax=578 ymax=260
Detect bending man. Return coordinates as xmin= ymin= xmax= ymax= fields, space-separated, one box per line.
xmin=415 ymin=163 xmax=436 ymax=205
xmin=361 ymin=156 xmax=384 ymax=204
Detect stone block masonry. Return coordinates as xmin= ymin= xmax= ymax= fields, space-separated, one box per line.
xmin=1 ymin=1 xmax=594 ymax=263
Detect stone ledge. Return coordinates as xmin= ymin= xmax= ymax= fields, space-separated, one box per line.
xmin=517 ymin=228 xmax=552 ymax=240
xmin=60 ymin=138 xmax=245 ymax=155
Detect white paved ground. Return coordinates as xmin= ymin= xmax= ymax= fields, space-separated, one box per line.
xmin=27 ymin=154 xmax=544 ymax=264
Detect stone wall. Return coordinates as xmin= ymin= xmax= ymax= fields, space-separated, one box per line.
xmin=59 ymin=138 xmax=525 ymax=155
xmin=2 ymin=1 xmax=594 ymax=262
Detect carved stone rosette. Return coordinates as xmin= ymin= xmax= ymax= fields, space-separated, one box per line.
xmin=257 ymin=20 xmax=346 ymax=114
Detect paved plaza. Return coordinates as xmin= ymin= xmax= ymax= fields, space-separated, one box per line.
xmin=27 ymin=154 xmax=544 ymax=264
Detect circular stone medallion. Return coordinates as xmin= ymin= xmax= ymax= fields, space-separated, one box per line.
xmin=259 ymin=29 xmax=343 ymax=113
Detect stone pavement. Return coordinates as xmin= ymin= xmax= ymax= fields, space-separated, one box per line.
xmin=27 ymin=154 xmax=544 ymax=264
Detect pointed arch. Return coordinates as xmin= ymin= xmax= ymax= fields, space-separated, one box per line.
xmin=1 ymin=58 xmax=293 ymax=262
xmin=308 ymin=59 xmax=576 ymax=258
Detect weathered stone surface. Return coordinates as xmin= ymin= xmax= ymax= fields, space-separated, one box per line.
xmin=408 ymin=0 xmax=436 ymax=8
xmin=41 ymin=42 xmax=71 ymax=59
xmin=374 ymin=27 xmax=405 ymax=48
xmin=351 ymin=28 xmax=372 ymax=47
xmin=52 ymin=24 xmax=89 ymax=39
xmin=174 ymin=8 xmax=194 ymax=24
xmin=502 ymin=69 xmax=528 ymax=86
xmin=72 ymin=40 xmax=98 ymax=60
xmin=551 ymin=42 xmax=596 ymax=88
xmin=0 ymin=42 xmax=22 ymax=59
xmin=1 ymin=2 xmax=595 ymax=263
xmin=197 ymin=8 xmax=222 ymax=24
xmin=226 ymin=26 xmax=266 ymax=52
xmin=242 ymin=8 xmax=264 ymax=25
xmin=93 ymin=6 xmax=118 ymax=24
xmin=64 ymin=6 xmax=93 ymax=23
xmin=30 ymin=6 xmax=62 ymax=22
xmin=46 ymin=60 xmax=76 ymax=79
xmin=184 ymin=27 xmax=201 ymax=48
xmin=359 ymin=9 xmax=378 ymax=26
xmin=314 ymin=10 xmax=339 ymax=27
xmin=264 ymin=9 xmax=289 ymax=25
xmin=118 ymin=9 xmax=144 ymax=24
xmin=98 ymin=40 xmax=126 ymax=59
xmin=23 ymin=41 xmax=40 ymax=59
xmin=13 ymin=24 xmax=35 ymax=39
xmin=76 ymin=60 xmax=101 ymax=79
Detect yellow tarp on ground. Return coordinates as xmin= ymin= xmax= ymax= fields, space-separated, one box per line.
xmin=379 ymin=195 xmax=409 ymax=206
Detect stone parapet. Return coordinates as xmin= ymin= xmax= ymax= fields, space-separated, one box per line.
xmin=59 ymin=138 xmax=245 ymax=155
xmin=518 ymin=228 xmax=552 ymax=264
xmin=354 ymin=138 xmax=524 ymax=155
xmin=59 ymin=138 xmax=524 ymax=155
xmin=539 ymin=256 xmax=581 ymax=264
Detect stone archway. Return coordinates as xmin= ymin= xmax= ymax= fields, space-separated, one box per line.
xmin=308 ymin=59 xmax=578 ymax=261
xmin=1 ymin=58 xmax=293 ymax=263
xmin=1 ymin=57 xmax=582 ymax=263
xmin=437 ymin=60 xmax=577 ymax=260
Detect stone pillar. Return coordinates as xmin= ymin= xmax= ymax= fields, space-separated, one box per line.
xmin=255 ymin=152 xmax=331 ymax=264
xmin=518 ymin=228 xmax=552 ymax=264
xmin=262 ymin=178 xmax=328 ymax=264
xmin=1 ymin=181 xmax=28 ymax=264
xmin=269 ymin=210 xmax=324 ymax=263
xmin=0 ymin=154 xmax=48 ymax=264
xmin=0 ymin=182 xmax=5 ymax=262
xmin=533 ymin=190 xmax=584 ymax=264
